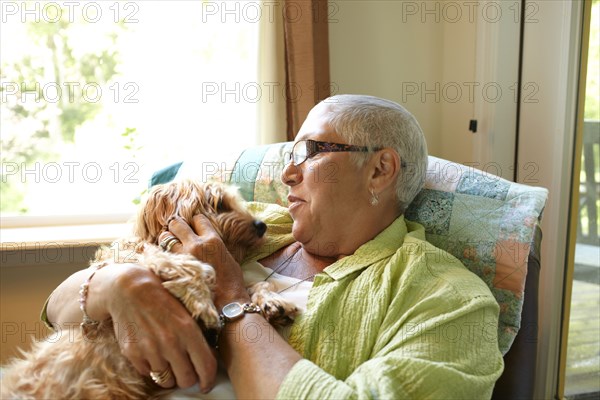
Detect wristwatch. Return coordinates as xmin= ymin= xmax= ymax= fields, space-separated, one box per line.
xmin=219 ymin=302 xmax=261 ymax=325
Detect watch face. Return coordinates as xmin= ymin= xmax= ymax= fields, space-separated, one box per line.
xmin=222 ymin=302 xmax=244 ymax=319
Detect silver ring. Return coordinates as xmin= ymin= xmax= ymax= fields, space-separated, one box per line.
xmin=150 ymin=368 xmax=172 ymax=385
xmin=159 ymin=236 xmax=180 ymax=252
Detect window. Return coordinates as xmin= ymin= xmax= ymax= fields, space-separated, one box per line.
xmin=564 ymin=0 xmax=600 ymax=397
xmin=1 ymin=1 xmax=260 ymax=220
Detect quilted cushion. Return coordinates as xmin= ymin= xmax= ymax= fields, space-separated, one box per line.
xmin=150 ymin=142 xmax=548 ymax=354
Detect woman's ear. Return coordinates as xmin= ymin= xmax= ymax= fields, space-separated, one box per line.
xmin=368 ymin=148 xmax=401 ymax=192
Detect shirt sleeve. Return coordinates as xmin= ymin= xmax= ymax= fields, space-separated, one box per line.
xmin=40 ymin=294 xmax=55 ymax=330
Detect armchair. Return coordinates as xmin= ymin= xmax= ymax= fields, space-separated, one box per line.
xmin=151 ymin=142 xmax=548 ymax=399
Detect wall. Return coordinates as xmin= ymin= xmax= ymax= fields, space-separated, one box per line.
xmin=0 ymin=246 xmax=98 ymax=364
xmin=329 ymin=0 xmax=443 ymax=157
xmin=328 ymin=0 xmax=520 ymax=180
xmin=329 ymin=0 xmax=480 ymax=163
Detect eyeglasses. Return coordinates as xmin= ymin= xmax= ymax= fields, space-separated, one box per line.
xmin=285 ymin=139 xmax=381 ymax=166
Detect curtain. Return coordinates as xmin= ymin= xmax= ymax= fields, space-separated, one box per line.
xmin=283 ymin=0 xmax=331 ymax=140
xmin=258 ymin=0 xmax=288 ymax=144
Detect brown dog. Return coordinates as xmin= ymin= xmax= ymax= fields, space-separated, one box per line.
xmin=0 ymin=180 xmax=298 ymax=399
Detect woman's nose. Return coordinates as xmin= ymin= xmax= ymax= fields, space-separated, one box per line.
xmin=281 ymin=161 xmax=303 ymax=186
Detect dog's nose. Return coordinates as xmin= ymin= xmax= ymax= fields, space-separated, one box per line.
xmin=253 ymin=220 xmax=267 ymax=237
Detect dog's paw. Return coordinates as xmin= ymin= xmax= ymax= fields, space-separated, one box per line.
xmin=249 ymin=282 xmax=299 ymax=327
xmin=161 ymin=279 xmax=220 ymax=330
xmin=194 ymin=302 xmax=220 ymax=330
xmin=260 ymin=298 xmax=298 ymax=327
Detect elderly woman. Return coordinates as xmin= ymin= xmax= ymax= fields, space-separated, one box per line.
xmin=46 ymin=95 xmax=504 ymax=399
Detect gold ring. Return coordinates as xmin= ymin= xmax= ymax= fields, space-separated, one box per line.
xmin=149 ymin=368 xmax=172 ymax=385
xmin=159 ymin=235 xmax=176 ymax=250
xmin=159 ymin=236 xmax=180 ymax=252
xmin=165 ymin=237 xmax=179 ymax=252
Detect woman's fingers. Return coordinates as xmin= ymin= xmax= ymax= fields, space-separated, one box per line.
xmin=157 ymin=215 xmax=197 ymax=254
xmin=143 ymin=300 xmax=217 ymax=390
xmin=187 ymin=337 xmax=218 ymax=393
xmin=167 ymin=216 xmax=198 ymax=244
xmin=160 ymin=215 xmax=247 ymax=306
xmin=158 ymin=216 xmax=225 ymax=264
xmin=108 ymin=264 xmax=217 ymax=391
xmin=163 ymin=352 xmax=196 ymax=389
xmin=164 ymin=215 xmax=219 ymax=243
xmin=189 ymin=214 xmax=217 ymax=237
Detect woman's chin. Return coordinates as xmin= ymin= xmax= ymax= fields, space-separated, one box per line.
xmin=291 ymin=222 xmax=310 ymax=245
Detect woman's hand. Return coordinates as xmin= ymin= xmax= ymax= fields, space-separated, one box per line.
xmin=161 ymin=215 xmax=303 ymax=399
xmin=160 ymin=215 xmax=251 ymax=308
xmin=87 ymin=263 xmax=217 ymax=392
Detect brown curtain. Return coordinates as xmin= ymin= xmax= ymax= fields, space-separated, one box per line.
xmin=283 ymin=0 xmax=331 ymax=140
xmin=258 ymin=0 xmax=287 ymax=144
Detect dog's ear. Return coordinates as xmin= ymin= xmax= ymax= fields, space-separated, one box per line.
xmin=134 ymin=183 xmax=177 ymax=243
xmin=204 ymin=183 xmax=225 ymax=212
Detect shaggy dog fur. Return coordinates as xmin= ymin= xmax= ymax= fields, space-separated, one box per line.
xmin=0 ymin=180 xmax=298 ymax=399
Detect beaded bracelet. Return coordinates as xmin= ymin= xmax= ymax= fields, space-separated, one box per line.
xmin=78 ymin=263 xmax=104 ymax=330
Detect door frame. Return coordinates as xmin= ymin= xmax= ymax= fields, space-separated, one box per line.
xmin=517 ymin=1 xmax=586 ymax=398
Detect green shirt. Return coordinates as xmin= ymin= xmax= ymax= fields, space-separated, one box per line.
xmin=245 ymin=202 xmax=504 ymax=400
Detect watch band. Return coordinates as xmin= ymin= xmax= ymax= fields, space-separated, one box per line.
xmin=219 ymin=302 xmax=261 ymax=325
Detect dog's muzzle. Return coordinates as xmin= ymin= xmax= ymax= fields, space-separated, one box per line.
xmin=253 ymin=220 xmax=267 ymax=237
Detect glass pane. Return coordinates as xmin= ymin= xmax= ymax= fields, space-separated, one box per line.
xmin=1 ymin=1 xmax=259 ymax=217
xmin=565 ymin=0 xmax=600 ymax=397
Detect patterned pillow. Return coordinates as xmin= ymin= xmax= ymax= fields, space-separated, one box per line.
xmin=150 ymin=142 xmax=548 ymax=354
xmin=405 ymin=156 xmax=547 ymax=354
xmin=156 ymin=143 xmax=292 ymax=205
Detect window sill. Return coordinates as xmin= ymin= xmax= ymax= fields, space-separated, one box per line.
xmin=0 ymin=222 xmax=132 ymax=250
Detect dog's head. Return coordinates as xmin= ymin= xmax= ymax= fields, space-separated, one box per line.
xmin=135 ymin=180 xmax=266 ymax=262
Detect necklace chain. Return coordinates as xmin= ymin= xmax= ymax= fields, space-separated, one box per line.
xmin=264 ymin=247 xmax=299 ymax=281
xmin=277 ymin=273 xmax=316 ymax=294
xmin=264 ymin=246 xmax=316 ymax=294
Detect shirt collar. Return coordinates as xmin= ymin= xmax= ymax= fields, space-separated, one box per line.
xmin=322 ymin=215 xmax=410 ymax=281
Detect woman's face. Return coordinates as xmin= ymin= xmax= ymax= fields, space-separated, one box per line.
xmin=281 ymin=105 xmax=372 ymax=258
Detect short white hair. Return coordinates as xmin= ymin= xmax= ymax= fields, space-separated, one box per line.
xmin=320 ymin=94 xmax=428 ymax=213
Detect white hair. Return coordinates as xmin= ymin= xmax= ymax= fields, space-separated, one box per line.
xmin=320 ymin=94 xmax=428 ymax=214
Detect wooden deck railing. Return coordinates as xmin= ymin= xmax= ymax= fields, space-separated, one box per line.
xmin=577 ymin=120 xmax=600 ymax=245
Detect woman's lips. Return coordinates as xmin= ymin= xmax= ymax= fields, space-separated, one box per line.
xmin=287 ymin=195 xmax=304 ymax=211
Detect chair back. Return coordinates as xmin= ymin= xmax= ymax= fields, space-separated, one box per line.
xmin=491 ymin=226 xmax=541 ymax=399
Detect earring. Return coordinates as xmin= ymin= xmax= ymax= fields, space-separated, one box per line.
xmin=370 ymin=189 xmax=379 ymax=206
